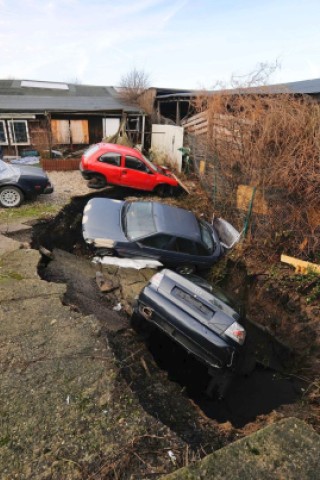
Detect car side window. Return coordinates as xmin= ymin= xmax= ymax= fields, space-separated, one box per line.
xmin=98 ymin=153 xmax=121 ymax=166
xmin=125 ymin=156 xmax=148 ymax=172
xmin=176 ymin=237 xmax=196 ymax=255
xmin=196 ymin=242 xmax=210 ymax=256
xmin=140 ymin=234 xmax=175 ymax=250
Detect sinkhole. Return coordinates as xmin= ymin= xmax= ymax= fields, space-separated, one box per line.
xmin=6 ymin=190 xmax=306 ymax=432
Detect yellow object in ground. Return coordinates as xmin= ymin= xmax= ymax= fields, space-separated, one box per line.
xmin=281 ymin=254 xmax=320 ymax=274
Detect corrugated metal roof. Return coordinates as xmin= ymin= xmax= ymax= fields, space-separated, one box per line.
xmin=0 ymin=80 xmax=142 ymax=113
xmin=156 ymin=78 xmax=320 ymax=100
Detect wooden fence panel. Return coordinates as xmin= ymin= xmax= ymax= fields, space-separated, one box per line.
xmin=41 ymin=158 xmax=81 ymax=171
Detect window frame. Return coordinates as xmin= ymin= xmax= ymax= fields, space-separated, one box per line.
xmin=0 ymin=120 xmax=8 ymax=145
xmin=7 ymin=120 xmax=30 ymax=145
xmin=98 ymin=152 xmax=121 ymax=167
xmin=125 ymin=155 xmax=149 ymax=172
xmin=139 ymin=233 xmax=175 ymax=250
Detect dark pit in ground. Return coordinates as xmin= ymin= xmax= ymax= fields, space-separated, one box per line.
xmin=23 ymin=190 xmax=305 ymax=433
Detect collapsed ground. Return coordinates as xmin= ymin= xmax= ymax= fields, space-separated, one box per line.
xmin=32 ymin=184 xmax=319 ymax=429
xmin=1 ymin=180 xmax=319 ymax=478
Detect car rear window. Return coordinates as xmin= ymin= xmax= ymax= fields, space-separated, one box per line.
xmin=172 ymin=286 xmax=214 ymax=320
xmin=124 ymin=202 xmax=156 ymax=240
xmin=83 ymin=144 xmax=100 ymax=158
xmin=99 ymin=153 xmax=121 ymax=166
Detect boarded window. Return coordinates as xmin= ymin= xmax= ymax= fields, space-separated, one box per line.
xmin=70 ymin=120 xmax=89 ymax=144
xmin=51 ymin=120 xmax=70 ymax=144
xmin=51 ymin=119 xmax=89 ymax=145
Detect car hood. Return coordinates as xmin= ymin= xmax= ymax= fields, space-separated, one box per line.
xmin=82 ymin=197 xmax=128 ymax=247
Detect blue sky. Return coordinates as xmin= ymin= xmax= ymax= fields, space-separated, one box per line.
xmin=0 ymin=0 xmax=319 ymax=88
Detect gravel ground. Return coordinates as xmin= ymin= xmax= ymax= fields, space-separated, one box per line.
xmin=39 ymin=170 xmax=92 ymax=206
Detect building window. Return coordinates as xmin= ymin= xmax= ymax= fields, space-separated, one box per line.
xmin=8 ymin=120 xmax=30 ymax=145
xmin=0 ymin=121 xmax=8 ymax=145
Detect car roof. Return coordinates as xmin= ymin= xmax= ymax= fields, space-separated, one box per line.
xmin=97 ymin=142 xmax=144 ymax=158
xmin=151 ymin=202 xmax=201 ymax=242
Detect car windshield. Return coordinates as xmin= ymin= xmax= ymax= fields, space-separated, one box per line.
xmin=199 ymin=220 xmax=214 ymax=253
xmin=83 ymin=144 xmax=100 ymax=158
xmin=0 ymin=160 xmax=18 ymax=179
xmin=123 ymin=201 xmax=156 ymax=240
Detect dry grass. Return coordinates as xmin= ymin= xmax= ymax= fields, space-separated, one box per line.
xmin=192 ymin=90 xmax=320 ymax=256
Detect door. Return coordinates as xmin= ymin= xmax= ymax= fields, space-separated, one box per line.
xmin=95 ymin=152 xmax=122 ymax=184
xmin=120 ymin=155 xmax=154 ymax=190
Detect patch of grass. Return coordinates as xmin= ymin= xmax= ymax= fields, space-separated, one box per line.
xmin=0 ymin=271 xmax=24 ymax=281
xmin=0 ymin=435 xmax=10 ymax=447
xmin=0 ymin=202 xmax=59 ymax=222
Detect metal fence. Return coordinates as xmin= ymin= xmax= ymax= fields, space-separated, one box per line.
xmin=186 ymin=133 xmax=319 ymax=257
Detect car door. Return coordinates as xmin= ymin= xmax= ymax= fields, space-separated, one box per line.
xmin=120 ymin=155 xmax=155 ymax=190
xmin=95 ymin=152 xmax=122 ymax=184
xmin=171 ymin=237 xmax=212 ymax=269
xmin=136 ymin=234 xmax=177 ymax=261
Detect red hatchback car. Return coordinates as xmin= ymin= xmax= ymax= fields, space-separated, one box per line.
xmin=80 ymin=143 xmax=181 ymax=195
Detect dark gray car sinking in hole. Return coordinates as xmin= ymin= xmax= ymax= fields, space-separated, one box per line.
xmin=133 ymin=269 xmax=254 ymax=397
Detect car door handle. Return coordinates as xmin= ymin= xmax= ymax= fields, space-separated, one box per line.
xmin=122 ymin=169 xmax=127 ymax=175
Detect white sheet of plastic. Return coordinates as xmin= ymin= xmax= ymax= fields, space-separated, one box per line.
xmin=93 ymin=256 xmax=163 ymax=270
xmin=213 ymin=217 xmax=242 ymax=249
xmin=0 ymin=160 xmax=20 ymax=182
xmin=11 ymin=156 xmax=40 ymax=165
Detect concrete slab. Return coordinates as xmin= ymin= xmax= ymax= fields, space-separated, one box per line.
xmin=162 ymin=417 xmax=320 ymax=480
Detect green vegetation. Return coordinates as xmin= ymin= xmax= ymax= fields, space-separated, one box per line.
xmin=0 ymin=202 xmax=59 ymax=222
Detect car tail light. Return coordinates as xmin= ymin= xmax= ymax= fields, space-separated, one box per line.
xmin=150 ymin=272 xmax=164 ymax=288
xmin=224 ymin=322 xmax=246 ymax=345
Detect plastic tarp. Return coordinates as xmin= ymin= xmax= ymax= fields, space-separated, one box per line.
xmin=93 ymin=256 xmax=163 ymax=270
xmin=11 ymin=156 xmax=40 ymax=165
xmin=0 ymin=160 xmax=20 ymax=182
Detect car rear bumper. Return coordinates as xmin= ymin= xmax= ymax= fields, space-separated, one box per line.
xmin=43 ymin=184 xmax=54 ymax=194
xmin=136 ymin=288 xmax=238 ymax=370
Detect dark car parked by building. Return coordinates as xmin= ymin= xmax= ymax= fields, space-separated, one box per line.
xmin=82 ymin=198 xmax=223 ymax=273
xmin=134 ymin=269 xmax=247 ymax=376
xmin=0 ymin=160 xmax=53 ymax=207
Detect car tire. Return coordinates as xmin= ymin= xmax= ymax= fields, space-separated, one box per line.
xmin=0 ymin=186 xmax=24 ymax=208
xmin=154 ymin=184 xmax=171 ymax=197
xmin=176 ymin=264 xmax=196 ymax=275
xmin=87 ymin=175 xmax=107 ymax=189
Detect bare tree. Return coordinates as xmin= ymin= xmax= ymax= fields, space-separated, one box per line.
xmin=119 ymin=68 xmax=150 ymax=105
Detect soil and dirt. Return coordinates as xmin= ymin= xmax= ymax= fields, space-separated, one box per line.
xmin=1 ymin=173 xmax=319 ymax=478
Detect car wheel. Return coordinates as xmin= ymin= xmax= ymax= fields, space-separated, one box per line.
xmin=176 ymin=264 xmax=196 ymax=275
xmin=154 ymin=184 xmax=171 ymax=197
xmin=0 ymin=186 xmax=24 ymax=208
xmin=87 ymin=175 xmax=107 ymax=189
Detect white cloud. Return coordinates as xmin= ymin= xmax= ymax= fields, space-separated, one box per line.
xmin=0 ymin=0 xmax=320 ymax=88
